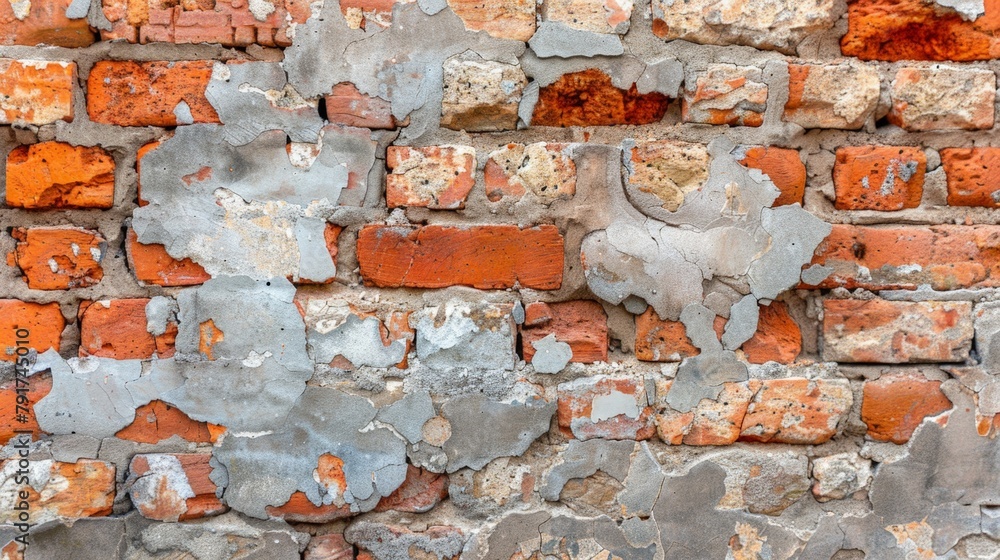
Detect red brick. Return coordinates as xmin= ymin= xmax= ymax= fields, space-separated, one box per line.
xmin=841 ymin=0 xmax=1000 ymax=61
xmin=0 ymin=460 xmax=115 ymax=522
xmin=127 ymin=228 xmax=211 ymax=287
xmin=325 ymin=82 xmax=398 ymax=129
xmin=522 ymin=301 xmax=607 ymax=364
xmin=357 ymin=225 xmax=564 ymax=290
xmin=0 ymin=0 xmax=95 ymax=46
xmin=339 ymin=0 xmax=395 ymax=29
xmin=783 ymin=63 xmax=880 ymax=130
xmin=532 ymin=69 xmax=670 ymax=127
xmin=116 ymin=400 xmax=218 ymax=444
xmin=942 ymin=147 xmax=1000 ymax=207
xmin=635 ymin=309 xmax=700 ymax=362
xmin=9 ymin=227 xmax=104 ymax=290
xmin=739 ymin=378 xmax=852 ymax=444
xmin=385 ymin=146 xmax=476 ymax=209
xmin=822 ymin=299 xmax=973 ymax=364
xmin=862 ymin=374 xmax=952 ymax=444
xmin=0 ymin=300 xmax=64 ymax=362
xmin=737 ymin=146 xmax=805 ymax=207
xmin=129 ymin=454 xmax=226 ymax=521
xmin=79 ymin=299 xmax=176 ymax=359
xmin=656 ymin=380 xmax=756 ymax=446
xmin=375 ymin=464 xmax=448 ymax=513
xmin=557 ymin=377 xmax=655 ymax=440
xmin=446 ymin=0 xmax=535 ymax=41
xmin=681 ymin=64 xmax=767 ymax=127
xmin=741 ymin=301 xmax=801 ymax=365
xmin=87 ymin=60 xmax=219 ymax=127
xmin=833 ymin=146 xmax=925 ymax=211
xmin=0 ymin=372 xmax=51 ymax=444
xmin=6 ymin=142 xmax=114 ymax=210
xmin=805 ymin=224 xmax=1000 ymax=291
xmin=484 ymin=143 xmax=576 ymax=202
xmin=0 ymin=59 xmax=74 ymax=125
xmin=305 ymin=534 xmax=355 ymax=560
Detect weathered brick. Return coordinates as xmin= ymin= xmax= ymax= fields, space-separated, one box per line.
xmin=6 ymin=142 xmax=115 ymax=210
xmin=325 ymin=82 xmax=398 ymax=129
xmin=889 ymin=66 xmax=996 ymax=131
xmin=115 ymin=400 xmax=219 ymax=444
xmin=0 ymin=300 xmax=64 ymax=362
xmin=822 ymin=299 xmax=973 ymax=363
xmin=656 ymin=380 xmax=755 ymax=446
xmin=267 ymin=454 xmax=354 ymax=522
xmin=0 ymin=460 xmax=115 ymax=523
xmin=741 ymin=301 xmax=801 ymax=365
xmin=0 ymin=372 xmax=51 ymax=443
xmin=522 ymin=301 xmax=608 ymax=364
xmin=833 ymin=146 xmax=926 ymax=211
xmin=811 ymin=453 xmax=871 ymax=502
xmin=739 ymin=379 xmax=852 ymax=444
xmin=627 ymin=140 xmax=709 ymax=212
xmin=805 ymin=224 xmax=1000 ymax=291
xmin=861 ymin=374 xmax=953 ymax=444
xmin=682 ymin=64 xmax=767 ymax=127
xmin=841 ymin=0 xmax=1000 ymax=61
xmin=651 ymin=0 xmax=837 ymax=53
xmin=541 ymin=0 xmax=631 ymax=33
xmin=446 ymin=0 xmax=535 ymax=41
xmin=441 ymin=54 xmax=526 ymax=132
xmin=531 ymin=69 xmax=671 ymax=127
xmin=87 ymin=60 xmax=219 ymax=126
xmin=783 ymin=62 xmax=880 ymax=130
xmin=635 ymin=309 xmax=700 ymax=362
xmin=79 ymin=299 xmax=176 ymax=359
xmin=484 ymin=143 xmax=576 ymax=202
xmin=9 ymin=227 xmax=105 ymax=290
xmin=357 ymin=225 xmax=564 ymax=290
xmin=557 ymin=377 xmax=655 ymax=440
xmin=339 ymin=0 xmax=396 ymax=29
xmin=0 ymin=59 xmax=74 ymax=125
xmin=0 ymin=0 xmax=95 ymax=47
xmin=374 ymin=464 xmax=448 ymax=513
xmin=385 ymin=146 xmax=476 ymax=209
xmin=304 ymin=534 xmax=355 ymax=560
xmin=129 ymin=454 xmax=226 ymax=521
xmin=736 ymin=146 xmax=806 ymax=207
xmin=127 ymin=228 xmax=211 ymax=287
xmin=942 ymin=147 xmax=1000 ymax=207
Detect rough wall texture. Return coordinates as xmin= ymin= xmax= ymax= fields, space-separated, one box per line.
xmin=2 ymin=0 xmax=1000 ymax=558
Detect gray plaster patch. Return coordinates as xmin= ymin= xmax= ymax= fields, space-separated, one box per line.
xmin=346 ymin=522 xmax=466 ymax=560
xmin=440 ymin=393 xmax=556 ymax=472
xmin=26 ymin=518 xmax=127 ymax=560
xmin=206 ymin=62 xmax=323 ymax=146
xmin=721 ymin=294 xmax=760 ymax=350
xmin=48 ymin=434 xmax=101 ymax=463
xmin=530 ymin=333 xmax=572 ymax=374
xmin=306 ymin=303 xmax=407 ymax=369
xmin=144 ymin=296 xmax=177 ymax=337
xmin=417 ymin=0 xmax=448 ymax=14
xmin=210 ymin=386 xmax=407 ymax=519
xmin=172 ymin=101 xmax=194 ymax=126
xmin=635 ymin=58 xmax=685 ymax=97
xmin=133 ymin=124 xmax=372 ymax=281
xmin=124 ymin=511 xmax=308 ymax=560
xmin=413 ymin=302 xmax=516 ymax=372
xmin=666 ymin=351 xmax=749 ymax=412
xmin=376 ymin=390 xmax=436 ymax=444
xmin=540 ymin=439 xmax=635 ymax=501
xmin=528 ymin=22 xmax=625 ymax=58
xmin=64 ymin=0 xmax=90 ymax=18
xmin=32 ymin=350 xmax=142 ymax=439
xmin=617 ymin=443 xmax=664 ymax=518
xmin=934 ymin=0 xmax=985 ymax=19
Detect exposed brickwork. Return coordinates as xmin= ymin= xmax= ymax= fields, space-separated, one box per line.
xmin=832 ymin=146 xmax=926 ymax=211
xmin=862 ymin=374 xmax=953 ymax=444
xmin=87 ymin=61 xmax=219 ymax=126
xmin=0 ymin=59 xmax=75 ymax=125
xmin=8 ymin=227 xmax=105 ymax=290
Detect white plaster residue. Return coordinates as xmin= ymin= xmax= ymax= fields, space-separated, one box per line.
xmin=591 ymin=391 xmax=640 ymax=422
xmin=248 ymin=0 xmax=276 ymax=21
xmin=8 ymin=0 xmax=29 ymax=19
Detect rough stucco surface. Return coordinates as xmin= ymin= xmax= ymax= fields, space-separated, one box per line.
xmin=4 ymin=0 xmax=1000 ymax=558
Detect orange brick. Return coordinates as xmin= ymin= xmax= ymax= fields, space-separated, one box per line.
xmin=737 ymin=146 xmax=805 ymax=207
xmin=374 ymin=464 xmax=448 ymax=513
xmin=9 ymin=227 xmax=104 ymax=290
xmin=129 ymin=454 xmax=227 ymax=521
xmin=79 ymin=299 xmax=176 ymax=359
xmin=557 ymin=377 xmax=656 ymax=440
xmin=532 ymin=69 xmax=671 ymax=127
xmin=833 ymin=146 xmax=925 ymax=211
xmin=385 ymin=146 xmax=476 ymax=209
xmin=87 ymin=60 xmax=219 ymax=126
xmin=116 ymin=400 xmax=218 ymax=444
xmin=942 ymin=147 xmax=1000 ymax=207
xmin=126 ymin=228 xmax=211 ymax=287
xmin=446 ymin=0 xmax=535 ymax=41
xmin=635 ymin=309 xmax=700 ymax=362
xmin=656 ymin=381 xmax=755 ymax=446
xmin=0 ymin=300 xmax=64 ymax=361
xmin=0 ymin=59 xmax=74 ymax=125
xmin=739 ymin=378 xmax=852 ymax=444
xmin=0 ymin=372 xmax=52 ymax=444
xmin=304 ymin=534 xmax=354 ymax=560
xmin=522 ymin=301 xmax=608 ymax=364
xmin=805 ymin=224 xmax=1000 ymax=291
xmin=841 ymin=0 xmax=1000 ymax=61
xmin=325 ymin=82 xmax=398 ymax=129
xmin=357 ymin=225 xmax=564 ymax=290
xmin=0 ymin=0 xmax=95 ymax=46
xmin=0 ymin=460 xmax=115 ymax=522
xmin=267 ymin=454 xmax=354 ymax=522
xmin=6 ymin=142 xmax=115 ymax=209
xmin=741 ymin=301 xmax=801 ymax=365
xmin=862 ymin=374 xmax=952 ymax=443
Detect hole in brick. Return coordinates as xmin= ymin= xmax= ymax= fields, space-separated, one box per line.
xmin=317 ymin=97 xmax=328 ymax=121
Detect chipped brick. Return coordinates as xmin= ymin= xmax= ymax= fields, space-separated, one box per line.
xmin=126 ymin=228 xmax=211 ymax=287
xmin=522 ymin=300 xmax=608 ymax=364
xmin=6 ymin=142 xmax=115 ymax=210
xmin=531 ymin=69 xmax=670 ymax=127
xmin=87 ymin=60 xmax=219 ymax=127
xmin=79 ymin=299 xmax=176 ymax=359
xmin=9 ymin=227 xmax=105 ymax=290
xmin=889 ymin=66 xmax=996 ymax=131
xmin=942 ymin=147 xmax=1000 ymax=207
xmin=0 ymin=59 xmax=74 ymax=125
xmin=833 ymin=146 xmax=926 ymax=211
xmin=739 ymin=378 xmax=852 ymax=444
xmin=862 ymin=374 xmax=953 ymax=444
xmin=736 ymin=146 xmax=806 ymax=207
xmin=385 ymin=146 xmax=476 ymax=209
xmin=557 ymin=377 xmax=656 ymax=440
xmin=682 ymin=64 xmax=767 ymax=127
xmin=0 ymin=300 xmax=64 ymax=362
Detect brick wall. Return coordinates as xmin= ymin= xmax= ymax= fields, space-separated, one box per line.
xmin=2 ymin=0 xmax=1000 ymax=558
